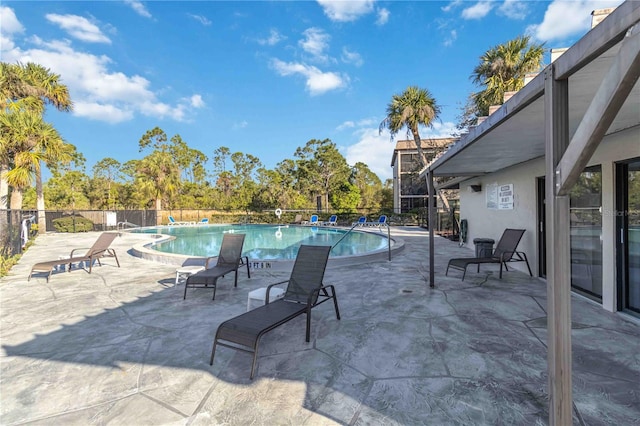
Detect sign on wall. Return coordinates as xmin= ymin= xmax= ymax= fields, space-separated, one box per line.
xmin=486 ymin=183 xmax=498 ymax=209
xmin=498 ymin=184 xmax=514 ymax=210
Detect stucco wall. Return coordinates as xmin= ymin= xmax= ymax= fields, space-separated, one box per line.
xmin=457 ymin=125 xmax=639 ymax=311
xmin=459 ymin=159 xmax=543 ymax=275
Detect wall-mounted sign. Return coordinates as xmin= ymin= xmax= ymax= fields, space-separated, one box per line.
xmin=486 ymin=183 xmax=498 ymax=209
xmin=498 ymin=184 xmax=514 ymax=210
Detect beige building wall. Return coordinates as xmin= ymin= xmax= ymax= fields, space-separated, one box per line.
xmin=457 ymin=125 xmax=639 ymax=312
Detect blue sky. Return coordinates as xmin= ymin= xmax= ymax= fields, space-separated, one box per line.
xmin=1 ymin=0 xmax=623 ymax=181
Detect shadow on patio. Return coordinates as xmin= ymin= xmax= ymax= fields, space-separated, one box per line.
xmin=0 ymin=229 xmax=638 ymax=425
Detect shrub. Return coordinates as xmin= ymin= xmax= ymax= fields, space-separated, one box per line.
xmin=52 ymin=215 xmax=94 ymax=232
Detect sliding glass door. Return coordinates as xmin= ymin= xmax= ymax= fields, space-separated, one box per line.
xmin=617 ymin=159 xmax=640 ymax=315
xmin=570 ymin=166 xmax=603 ymax=300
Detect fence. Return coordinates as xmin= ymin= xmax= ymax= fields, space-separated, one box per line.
xmin=1 ymin=208 xmax=432 ymax=258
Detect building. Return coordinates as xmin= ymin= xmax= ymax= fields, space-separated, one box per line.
xmin=423 ymin=3 xmax=639 ymax=422
xmin=390 ymin=138 xmax=457 ymax=213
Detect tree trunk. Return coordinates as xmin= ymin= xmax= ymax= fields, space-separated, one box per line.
xmin=0 ymin=163 xmax=9 ymax=237
xmin=411 ymin=129 xmax=428 ymax=167
xmin=36 ymin=161 xmax=47 ymax=233
xmin=9 ymin=188 xmax=23 ymax=211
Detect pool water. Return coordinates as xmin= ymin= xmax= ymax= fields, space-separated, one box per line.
xmin=134 ymin=224 xmax=389 ymax=260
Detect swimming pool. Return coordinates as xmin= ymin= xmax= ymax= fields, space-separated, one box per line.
xmin=133 ymin=224 xmax=391 ymax=260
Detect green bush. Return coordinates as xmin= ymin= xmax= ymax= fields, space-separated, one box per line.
xmin=52 ymin=215 xmax=94 ymax=232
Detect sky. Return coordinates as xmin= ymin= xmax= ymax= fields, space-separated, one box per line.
xmin=1 ymin=0 xmax=625 ymax=182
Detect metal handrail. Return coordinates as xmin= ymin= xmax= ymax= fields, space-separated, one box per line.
xmin=117 ymin=221 xmax=140 ymax=231
xmin=331 ymin=222 xmax=392 ymax=261
xmin=330 ymin=223 xmax=360 ymax=250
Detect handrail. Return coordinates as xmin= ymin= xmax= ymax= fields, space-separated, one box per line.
xmin=117 ymin=221 xmax=139 ymax=231
xmin=330 ymin=223 xmax=360 ymax=250
xmin=331 ymin=222 xmax=392 ymax=261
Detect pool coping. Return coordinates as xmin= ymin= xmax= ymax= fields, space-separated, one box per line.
xmin=128 ymin=226 xmax=405 ymax=271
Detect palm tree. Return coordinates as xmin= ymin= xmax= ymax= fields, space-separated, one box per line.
xmin=1 ymin=62 xmax=72 ymax=113
xmin=135 ymin=151 xmax=181 ymax=211
xmin=1 ymin=111 xmax=69 ymax=214
xmin=379 ymin=86 xmax=441 ymax=168
xmin=471 ymin=35 xmax=545 ymax=116
xmin=1 ymin=61 xmax=73 ymax=234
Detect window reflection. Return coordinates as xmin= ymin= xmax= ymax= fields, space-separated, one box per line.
xmin=570 ymin=166 xmax=603 ymax=299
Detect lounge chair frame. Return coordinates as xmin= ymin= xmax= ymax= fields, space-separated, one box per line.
xmin=184 ymin=233 xmax=250 ymax=300
xmin=323 ymin=215 xmax=338 ymax=226
xmin=28 ymin=232 xmax=120 ymax=282
xmin=446 ymin=228 xmax=533 ymax=281
xmin=210 ymin=245 xmax=340 ymax=379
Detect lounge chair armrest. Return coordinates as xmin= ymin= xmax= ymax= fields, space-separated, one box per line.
xmin=70 ymin=247 xmax=89 ymax=257
xmin=265 ymin=280 xmax=289 ymax=303
xmin=204 ymin=256 xmax=217 ymax=269
xmin=307 ymin=284 xmax=335 ymax=307
xmin=499 ymin=251 xmax=516 ymax=262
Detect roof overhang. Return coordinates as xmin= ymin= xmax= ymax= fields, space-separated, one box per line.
xmin=425 ymin=1 xmax=640 ymax=178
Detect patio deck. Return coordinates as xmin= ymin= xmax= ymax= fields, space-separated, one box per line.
xmin=1 ymin=228 xmax=638 ymax=425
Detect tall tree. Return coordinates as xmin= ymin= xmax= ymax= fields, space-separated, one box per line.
xmin=471 ymin=35 xmax=545 ymax=116
xmin=379 ymin=86 xmax=441 ymax=168
xmin=136 ymin=127 xmax=182 ymax=210
xmin=0 ymin=62 xmax=72 ymax=235
xmin=294 ymin=139 xmax=351 ymax=212
xmin=351 ymin=162 xmax=383 ymax=210
xmin=91 ymin=158 xmax=122 ymax=209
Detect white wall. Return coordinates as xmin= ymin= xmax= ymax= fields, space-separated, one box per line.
xmin=459 ymin=159 xmax=543 ymax=275
xmin=457 ymin=125 xmax=639 ymax=311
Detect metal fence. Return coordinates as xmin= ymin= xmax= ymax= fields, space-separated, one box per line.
xmin=1 ymin=208 xmax=436 ymax=258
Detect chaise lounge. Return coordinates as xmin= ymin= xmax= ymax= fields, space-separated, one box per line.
xmin=184 ymin=233 xmax=250 ymax=300
xmin=210 ymin=244 xmax=340 ymax=379
xmin=28 ymin=232 xmax=120 ymax=282
xmin=446 ymin=228 xmax=532 ymax=281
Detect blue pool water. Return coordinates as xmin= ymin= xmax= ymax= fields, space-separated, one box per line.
xmin=133 ymin=224 xmax=389 ymax=260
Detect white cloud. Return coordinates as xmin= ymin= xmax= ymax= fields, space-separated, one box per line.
xmin=187 ymin=13 xmax=211 ymax=26
xmin=270 ymin=59 xmax=347 ymax=95
xmin=189 ymin=94 xmax=205 ymax=108
xmin=344 ymin=128 xmax=394 ymax=180
xmin=233 ymin=120 xmax=248 ymax=129
xmin=336 ymin=117 xmax=376 ymax=131
xmin=422 ymin=121 xmax=458 ymax=139
xmin=336 ymin=121 xmax=355 ymax=131
xmin=0 ymin=6 xmax=24 ymax=34
xmin=124 ymin=0 xmax=152 ymax=18
xmin=442 ymin=0 xmax=463 ymax=13
xmin=461 ymin=2 xmax=494 ymax=20
xmin=2 ymin=17 xmax=200 ymax=124
xmin=376 ymin=8 xmax=390 ymax=25
xmin=344 ymin=120 xmax=458 ymax=180
xmin=498 ymin=0 xmax=528 ymax=20
xmin=527 ymin=0 xmax=622 ymax=43
xmin=299 ymin=28 xmax=330 ymax=63
xmin=45 ymin=14 xmax=111 ymax=44
xmin=74 ymin=102 xmax=134 ymax=123
xmin=444 ymin=29 xmax=457 ymax=47
xmin=341 ymin=47 xmax=363 ymax=67
xmin=257 ymin=29 xmax=285 ymax=46
xmin=317 ymin=0 xmax=375 ymax=22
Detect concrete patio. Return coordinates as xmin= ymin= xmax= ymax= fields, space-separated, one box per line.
xmin=1 ymin=227 xmax=638 ymax=425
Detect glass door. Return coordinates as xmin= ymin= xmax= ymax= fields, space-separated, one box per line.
xmin=617 ymin=159 xmax=640 ymax=315
xmin=570 ymin=166 xmax=603 ymax=300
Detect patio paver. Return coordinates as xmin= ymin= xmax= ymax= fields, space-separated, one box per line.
xmin=1 ymin=227 xmax=638 ymax=425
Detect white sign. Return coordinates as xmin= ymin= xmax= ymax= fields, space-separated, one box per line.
xmin=106 ymin=211 xmax=117 ymax=227
xmin=486 ymin=183 xmax=498 ymax=209
xmin=498 ymin=184 xmax=514 ymax=210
